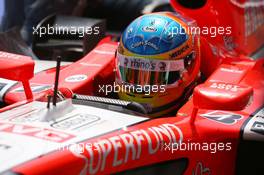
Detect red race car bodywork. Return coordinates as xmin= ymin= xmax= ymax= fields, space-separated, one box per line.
xmin=0 ymin=0 xmax=263 ymax=175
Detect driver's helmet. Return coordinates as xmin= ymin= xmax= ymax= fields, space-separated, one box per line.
xmin=116 ymin=12 xmax=200 ymax=117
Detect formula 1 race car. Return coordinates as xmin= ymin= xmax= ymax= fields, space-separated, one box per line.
xmin=0 ymin=0 xmax=264 ymax=175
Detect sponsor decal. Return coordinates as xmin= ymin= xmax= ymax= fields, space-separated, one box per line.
xmin=12 ymin=84 xmax=52 ymax=93
xmin=70 ymin=145 xmax=89 ymax=175
xmin=169 ymin=44 xmax=190 ymax=58
xmin=142 ymin=20 xmax=158 ymax=33
xmin=210 ymin=82 xmax=239 ymax=92
xmin=118 ymin=53 xmax=184 ymax=72
xmin=192 ymin=162 xmax=211 ymax=175
xmin=142 ymin=26 xmax=158 ymax=33
xmin=243 ymin=107 xmax=264 ymax=141
xmin=65 ymin=74 xmax=88 ymax=83
xmin=131 ymin=41 xmax=159 ymax=50
xmin=200 ymin=111 xmax=243 ymax=125
xmin=70 ymin=123 xmax=183 ymax=174
xmin=51 ymin=114 xmax=100 ymax=130
xmin=0 ymin=122 xmax=74 ymax=142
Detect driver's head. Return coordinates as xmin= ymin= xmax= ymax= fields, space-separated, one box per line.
xmin=116 ymin=12 xmax=200 ymax=117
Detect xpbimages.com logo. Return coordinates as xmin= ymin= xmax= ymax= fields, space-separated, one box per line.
xmin=98 ymin=82 xmax=166 ymax=96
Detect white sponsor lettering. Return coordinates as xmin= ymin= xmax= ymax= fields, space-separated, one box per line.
xmin=71 ymin=123 xmax=183 ymax=174
xmin=65 ymin=74 xmax=88 ymax=83
xmin=210 ymin=82 xmax=239 ymax=92
xmin=109 ymin=136 xmax=123 ymax=167
xmin=117 ymin=53 xmax=184 ymax=72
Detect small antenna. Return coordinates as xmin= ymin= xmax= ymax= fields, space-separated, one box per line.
xmin=53 ymin=56 xmax=61 ymax=106
xmin=47 ymin=95 xmax=51 ymax=108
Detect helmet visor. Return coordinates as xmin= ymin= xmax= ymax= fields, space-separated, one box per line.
xmin=116 ymin=53 xmax=188 ymax=86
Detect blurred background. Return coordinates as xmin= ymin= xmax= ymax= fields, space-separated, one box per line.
xmin=0 ymin=0 xmax=173 ymax=61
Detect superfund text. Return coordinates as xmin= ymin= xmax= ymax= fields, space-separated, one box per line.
xmin=70 ymin=123 xmax=183 ymax=174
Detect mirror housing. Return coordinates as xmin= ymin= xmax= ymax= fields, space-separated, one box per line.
xmin=0 ymin=51 xmax=34 ymax=81
xmin=0 ymin=51 xmax=34 ymax=99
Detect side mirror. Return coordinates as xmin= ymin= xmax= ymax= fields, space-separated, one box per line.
xmin=0 ymin=51 xmax=34 ymax=99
